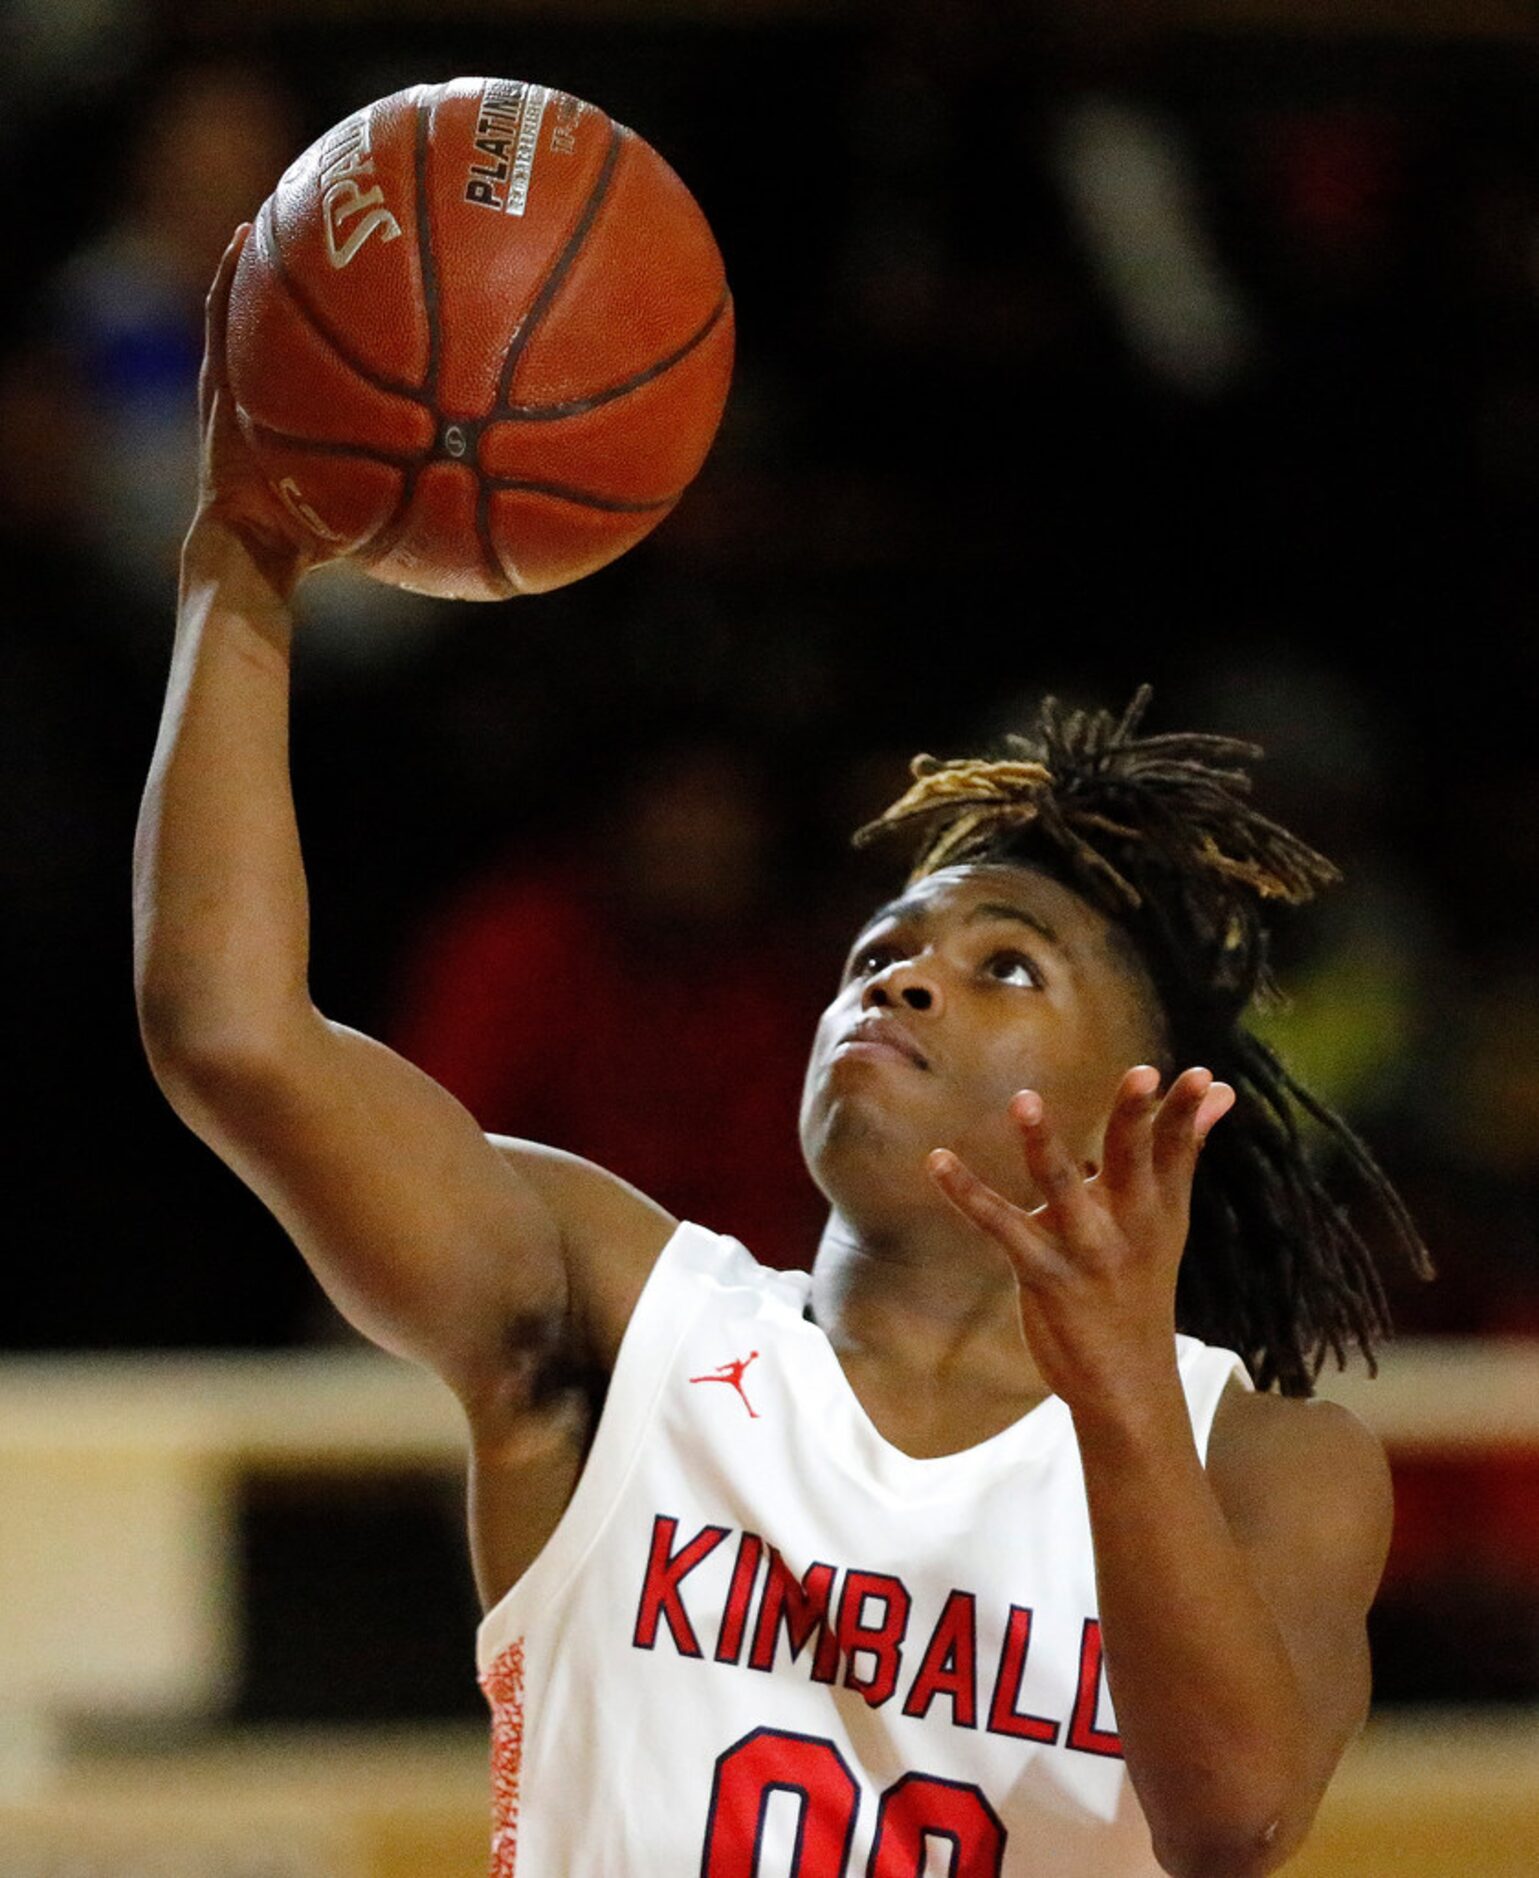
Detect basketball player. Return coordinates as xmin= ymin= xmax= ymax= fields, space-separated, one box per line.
xmin=135 ymin=231 xmax=1428 ymax=1876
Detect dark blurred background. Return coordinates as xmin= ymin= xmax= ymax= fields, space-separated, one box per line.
xmin=1 ymin=0 xmax=1535 ymax=1721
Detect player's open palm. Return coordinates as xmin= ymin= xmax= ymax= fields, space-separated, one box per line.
xmin=928 ymin=1066 xmax=1235 ymax=1415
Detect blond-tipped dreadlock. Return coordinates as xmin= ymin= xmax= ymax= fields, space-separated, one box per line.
xmin=856 ymin=686 xmax=1431 ymax=1397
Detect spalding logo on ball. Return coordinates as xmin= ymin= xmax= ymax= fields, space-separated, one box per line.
xmin=226 ymin=78 xmax=734 ymax=599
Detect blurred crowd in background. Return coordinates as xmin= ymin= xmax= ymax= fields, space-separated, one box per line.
xmin=1 ymin=0 xmax=1535 ymax=1717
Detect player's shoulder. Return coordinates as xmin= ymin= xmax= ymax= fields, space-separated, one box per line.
xmin=1208 ymin=1375 xmax=1392 ymax=1555
xmin=1211 ymin=1374 xmax=1389 ymax=1479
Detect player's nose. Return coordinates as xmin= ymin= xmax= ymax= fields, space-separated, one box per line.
xmin=861 ymin=959 xmax=943 ymax=1016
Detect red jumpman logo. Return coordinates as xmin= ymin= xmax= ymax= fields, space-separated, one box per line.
xmin=689 ymin=1351 xmax=761 ymax=1418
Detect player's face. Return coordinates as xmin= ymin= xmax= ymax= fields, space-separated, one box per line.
xmin=799 ymin=864 xmax=1161 ymax=1220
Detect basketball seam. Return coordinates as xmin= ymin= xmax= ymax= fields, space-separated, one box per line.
xmin=242 ymin=420 xmax=426 ymax=469
xmin=500 ymin=289 xmax=732 ymax=421
xmin=414 ymin=89 xmax=513 ymax=599
xmin=258 ymin=194 xmax=430 ymax=406
xmin=485 ymin=480 xmax=680 ymax=515
xmin=414 ymin=91 xmax=445 ymax=405
xmin=474 ymin=106 xmax=627 ymax=595
xmin=357 ymin=465 xmax=422 ymax=568
xmin=476 ymin=484 xmax=522 ymax=597
xmin=348 ymin=98 xmax=430 ymax=584
xmin=493 ymin=122 xmax=626 ymax=411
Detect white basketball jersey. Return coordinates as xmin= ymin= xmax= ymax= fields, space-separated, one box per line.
xmin=477 ymin=1221 xmax=1249 ymax=1877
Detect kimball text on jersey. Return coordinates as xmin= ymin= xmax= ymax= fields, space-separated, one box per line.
xmin=634 ymin=1513 xmax=1124 ymax=1756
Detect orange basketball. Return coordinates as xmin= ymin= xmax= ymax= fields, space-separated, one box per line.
xmin=225 ymin=78 xmax=734 ymax=599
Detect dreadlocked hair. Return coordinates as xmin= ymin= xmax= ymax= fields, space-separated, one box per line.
xmin=855 ymin=685 xmax=1431 ymax=1397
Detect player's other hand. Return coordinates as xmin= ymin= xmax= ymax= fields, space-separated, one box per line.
xmin=187 ymin=223 xmax=327 ymax=602
xmin=926 ymin=1067 xmax=1235 ymax=1417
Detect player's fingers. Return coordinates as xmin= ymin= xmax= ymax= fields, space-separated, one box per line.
xmin=927 ymin=1149 xmax=1053 ymax=1276
xmin=1163 ymin=1080 xmax=1235 ymax=1194
xmin=1151 ymin=1067 xmax=1217 ymax=1182
xmin=1098 ymin=1065 xmax=1162 ymax=1195
xmin=1194 ymin=1081 xmax=1236 ymax=1144
xmin=1010 ymin=1091 xmax=1097 ymax=1235
xmin=200 ymin=224 xmax=250 ymax=427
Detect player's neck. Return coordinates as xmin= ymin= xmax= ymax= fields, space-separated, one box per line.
xmin=807 ymin=1211 xmax=1049 ymax=1403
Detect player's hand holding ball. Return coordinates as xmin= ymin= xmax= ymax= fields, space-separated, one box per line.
xmin=188 ymin=226 xmax=324 ymax=607
xmin=215 ymin=78 xmax=733 ymax=602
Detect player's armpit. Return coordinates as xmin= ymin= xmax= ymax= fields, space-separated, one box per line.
xmin=152 ymin=1008 xmax=582 ymax=1404
xmin=1206 ymin=1386 xmax=1393 ymax=1837
xmin=485 ymin=1136 xmax=678 ymax=1370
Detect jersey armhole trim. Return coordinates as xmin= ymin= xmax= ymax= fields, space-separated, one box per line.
xmin=1179 ymin=1336 xmax=1252 ymax=1467
xmin=476 ymin=1220 xmax=708 ymax=1669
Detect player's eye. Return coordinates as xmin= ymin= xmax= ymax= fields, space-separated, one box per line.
xmin=984 ymin=949 xmax=1040 ymax=988
xmin=849 ymin=942 xmax=903 ymax=979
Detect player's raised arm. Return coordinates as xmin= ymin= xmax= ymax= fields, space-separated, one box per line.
xmin=133 ymin=229 xmax=671 ymax=1408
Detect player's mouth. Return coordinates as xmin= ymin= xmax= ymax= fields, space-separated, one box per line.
xmin=835 ymin=1016 xmax=930 ymax=1070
